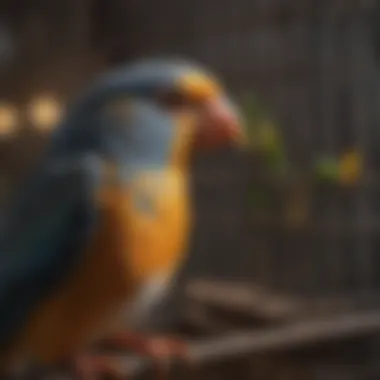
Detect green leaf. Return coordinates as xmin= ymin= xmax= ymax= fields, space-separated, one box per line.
xmin=314 ymin=156 xmax=339 ymax=182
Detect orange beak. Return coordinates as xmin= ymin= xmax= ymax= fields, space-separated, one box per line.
xmin=194 ymin=96 xmax=246 ymax=150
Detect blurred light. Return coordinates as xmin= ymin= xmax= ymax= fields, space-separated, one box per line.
xmin=28 ymin=96 xmax=62 ymax=132
xmin=0 ymin=102 xmax=18 ymax=138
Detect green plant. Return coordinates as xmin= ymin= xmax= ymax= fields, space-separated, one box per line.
xmin=240 ymin=93 xmax=289 ymax=177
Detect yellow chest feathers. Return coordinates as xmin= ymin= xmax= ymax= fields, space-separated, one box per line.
xmin=99 ymin=168 xmax=191 ymax=286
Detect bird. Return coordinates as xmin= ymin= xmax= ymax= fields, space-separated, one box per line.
xmin=0 ymin=58 xmax=245 ymax=379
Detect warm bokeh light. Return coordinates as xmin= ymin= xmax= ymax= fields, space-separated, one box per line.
xmin=0 ymin=102 xmax=18 ymax=138
xmin=28 ymin=96 xmax=62 ymax=131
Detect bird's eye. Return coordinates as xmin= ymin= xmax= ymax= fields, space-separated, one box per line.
xmin=156 ymin=90 xmax=199 ymax=111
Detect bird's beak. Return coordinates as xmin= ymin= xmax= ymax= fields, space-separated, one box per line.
xmin=194 ymin=96 xmax=247 ymax=150
xmin=177 ymin=71 xmax=246 ymax=150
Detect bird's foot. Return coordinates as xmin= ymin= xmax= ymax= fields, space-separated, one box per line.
xmin=100 ymin=332 xmax=192 ymax=378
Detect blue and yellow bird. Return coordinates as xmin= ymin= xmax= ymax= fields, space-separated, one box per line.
xmin=0 ymin=59 xmax=244 ymax=379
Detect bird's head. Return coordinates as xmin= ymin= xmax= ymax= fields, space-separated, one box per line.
xmin=52 ymin=58 xmax=245 ymax=176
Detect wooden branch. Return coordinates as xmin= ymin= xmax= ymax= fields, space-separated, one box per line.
xmin=190 ymin=310 xmax=380 ymax=364
xmin=185 ymin=279 xmax=301 ymax=323
xmin=45 ymin=309 xmax=380 ymax=379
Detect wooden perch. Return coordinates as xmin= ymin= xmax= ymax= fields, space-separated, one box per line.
xmin=45 ymin=309 xmax=380 ymax=379
xmin=183 ymin=279 xmax=375 ymax=328
xmin=185 ymin=279 xmax=301 ymax=323
xmin=190 ymin=310 xmax=380 ymax=364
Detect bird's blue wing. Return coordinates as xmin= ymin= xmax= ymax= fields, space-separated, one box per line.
xmin=0 ymin=154 xmax=103 ymax=349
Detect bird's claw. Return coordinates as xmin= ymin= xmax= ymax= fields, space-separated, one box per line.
xmin=101 ymin=333 xmax=194 ymax=379
xmin=139 ymin=337 xmax=189 ymax=371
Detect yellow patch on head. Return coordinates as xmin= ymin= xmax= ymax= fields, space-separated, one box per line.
xmin=177 ymin=71 xmax=221 ymax=101
xmin=170 ymin=111 xmax=198 ymax=168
